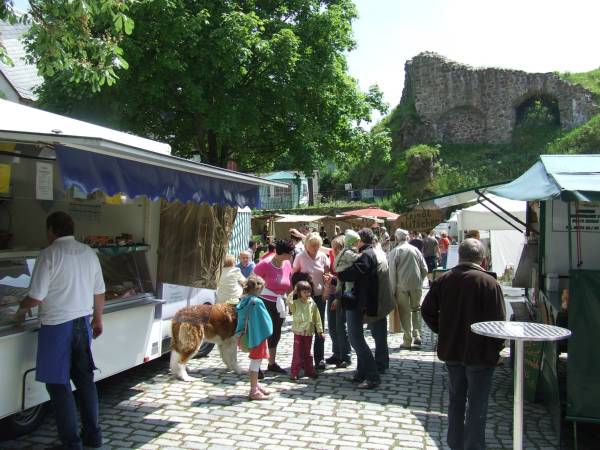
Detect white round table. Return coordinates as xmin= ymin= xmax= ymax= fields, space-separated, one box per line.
xmin=471 ymin=321 xmax=571 ymax=450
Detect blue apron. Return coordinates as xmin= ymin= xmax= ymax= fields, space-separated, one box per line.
xmin=36 ymin=316 xmax=96 ymax=384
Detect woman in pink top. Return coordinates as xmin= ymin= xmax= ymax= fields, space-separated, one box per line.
xmin=292 ymin=232 xmax=331 ymax=370
xmin=253 ymin=239 xmax=295 ymax=374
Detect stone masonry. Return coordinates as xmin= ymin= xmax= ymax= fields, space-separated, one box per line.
xmin=399 ymin=52 xmax=598 ymax=145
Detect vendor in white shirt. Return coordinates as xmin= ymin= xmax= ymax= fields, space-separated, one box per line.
xmin=17 ymin=211 xmax=105 ymax=450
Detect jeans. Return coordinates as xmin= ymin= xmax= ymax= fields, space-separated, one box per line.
xmin=327 ymin=295 xmax=351 ymax=363
xmin=346 ymin=308 xmax=380 ymax=383
xmin=367 ymin=317 xmax=389 ymax=372
xmin=441 ymin=252 xmax=448 ymax=269
xmin=446 ymin=362 xmax=495 ymax=450
xmin=313 ymin=295 xmax=326 ymax=365
xmin=46 ymin=317 xmax=101 ymax=450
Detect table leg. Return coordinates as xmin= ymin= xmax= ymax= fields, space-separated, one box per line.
xmin=514 ymin=340 xmax=524 ymax=450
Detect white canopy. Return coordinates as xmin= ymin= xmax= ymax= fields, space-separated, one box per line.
xmin=457 ymin=195 xmax=526 ymax=231
xmin=274 ymin=214 xmax=328 ymax=223
xmin=0 ymin=99 xmax=285 ymax=189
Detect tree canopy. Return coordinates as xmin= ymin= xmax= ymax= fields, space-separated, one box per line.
xmin=1 ymin=0 xmax=133 ymax=89
xmin=36 ymin=0 xmax=387 ymax=172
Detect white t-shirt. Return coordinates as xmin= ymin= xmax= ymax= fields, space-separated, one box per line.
xmin=216 ymin=266 xmax=245 ymax=303
xmin=29 ymin=236 xmax=106 ymax=326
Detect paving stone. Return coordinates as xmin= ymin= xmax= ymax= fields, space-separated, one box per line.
xmin=2 ymin=318 xmax=559 ymax=450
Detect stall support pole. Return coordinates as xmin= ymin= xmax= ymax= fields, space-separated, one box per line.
xmin=567 ymin=201 xmax=573 ymax=272
xmin=514 ymin=339 xmax=524 ymax=450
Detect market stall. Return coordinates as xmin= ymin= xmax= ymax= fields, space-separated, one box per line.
xmin=488 ymin=155 xmax=600 ymax=444
xmin=272 ymin=214 xmax=328 ymax=240
xmin=455 ymin=194 xmax=527 ymax=279
xmin=0 ymin=99 xmax=282 ymax=433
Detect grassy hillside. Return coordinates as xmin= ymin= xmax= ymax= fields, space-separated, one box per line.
xmin=559 ymin=68 xmax=600 ymax=100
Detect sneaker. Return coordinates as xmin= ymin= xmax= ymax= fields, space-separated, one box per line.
xmin=325 ymin=355 xmax=341 ymax=365
xmin=413 ymin=337 xmax=422 ymax=346
xmin=336 ymin=360 xmax=351 ymax=369
xmin=316 ymin=361 xmax=326 ymax=371
xmin=267 ymin=363 xmax=287 ymax=374
xmin=357 ymin=380 xmax=380 ymax=389
xmin=290 ymin=375 xmax=299 ymax=381
xmin=258 ymin=369 xmax=264 ymax=379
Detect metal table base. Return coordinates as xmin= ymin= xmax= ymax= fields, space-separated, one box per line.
xmin=471 ymin=321 xmax=571 ymax=450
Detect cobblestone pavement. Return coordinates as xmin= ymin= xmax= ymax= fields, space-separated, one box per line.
xmin=3 ymin=322 xmax=559 ymax=450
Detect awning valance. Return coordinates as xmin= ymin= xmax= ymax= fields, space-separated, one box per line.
xmin=55 ymin=145 xmax=260 ymax=208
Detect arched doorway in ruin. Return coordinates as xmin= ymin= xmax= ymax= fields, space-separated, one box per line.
xmin=512 ymin=93 xmax=562 ymax=146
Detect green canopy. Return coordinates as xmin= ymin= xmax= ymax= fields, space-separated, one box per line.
xmin=489 ymin=155 xmax=600 ymax=202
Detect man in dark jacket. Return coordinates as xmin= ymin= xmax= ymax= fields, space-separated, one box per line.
xmin=337 ymin=228 xmax=384 ymax=389
xmin=422 ymin=238 xmax=505 ymax=450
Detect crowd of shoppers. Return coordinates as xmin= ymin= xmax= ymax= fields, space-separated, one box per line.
xmin=19 ymin=210 xmax=502 ymax=450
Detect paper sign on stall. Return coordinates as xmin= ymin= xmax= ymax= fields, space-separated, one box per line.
xmin=0 ymin=164 xmax=11 ymax=193
xmin=446 ymin=244 xmax=459 ymax=268
xmin=36 ymin=162 xmax=53 ymax=200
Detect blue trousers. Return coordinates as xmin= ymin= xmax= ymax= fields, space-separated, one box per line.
xmin=367 ymin=317 xmax=389 ymax=372
xmin=346 ymin=308 xmax=380 ymax=383
xmin=446 ymin=362 xmax=495 ymax=450
xmin=327 ymin=295 xmax=351 ymax=363
xmin=46 ymin=317 xmax=101 ymax=450
xmin=313 ymin=295 xmax=326 ymax=365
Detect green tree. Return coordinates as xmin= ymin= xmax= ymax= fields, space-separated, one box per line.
xmin=37 ymin=0 xmax=386 ymax=171
xmin=1 ymin=0 xmax=133 ymax=90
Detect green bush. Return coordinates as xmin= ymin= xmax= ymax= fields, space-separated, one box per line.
xmin=405 ymin=144 xmax=439 ymax=161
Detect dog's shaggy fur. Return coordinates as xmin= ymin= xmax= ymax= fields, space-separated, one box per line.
xmin=170 ymin=303 xmax=242 ymax=381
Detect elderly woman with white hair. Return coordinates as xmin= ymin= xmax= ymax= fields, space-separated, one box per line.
xmin=388 ymin=228 xmax=428 ymax=349
xmin=292 ymin=231 xmax=331 ymax=370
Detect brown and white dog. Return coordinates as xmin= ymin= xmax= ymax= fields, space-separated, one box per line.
xmin=170 ymin=303 xmax=242 ymax=381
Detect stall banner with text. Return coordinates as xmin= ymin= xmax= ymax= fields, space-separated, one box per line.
xmin=553 ymin=201 xmax=600 ymax=233
xmin=396 ymin=209 xmax=443 ymax=232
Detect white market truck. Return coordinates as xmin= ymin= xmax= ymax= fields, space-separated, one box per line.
xmin=0 ymin=99 xmax=280 ymax=434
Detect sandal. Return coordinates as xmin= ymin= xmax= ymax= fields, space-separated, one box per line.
xmin=257 ymin=383 xmax=270 ymax=395
xmin=248 ymin=389 xmax=268 ymax=400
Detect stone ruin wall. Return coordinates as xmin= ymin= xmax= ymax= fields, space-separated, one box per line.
xmin=399 ymin=52 xmax=598 ymax=145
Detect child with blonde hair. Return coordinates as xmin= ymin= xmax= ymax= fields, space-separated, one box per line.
xmin=216 ymin=255 xmax=246 ymax=304
xmin=287 ymin=280 xmax=324 ymax=380
xmin=235 ymin=275 xmax=273 ymax=400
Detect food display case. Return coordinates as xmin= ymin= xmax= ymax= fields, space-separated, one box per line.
xmin=0 ymin=244 xmax=164 ymax=432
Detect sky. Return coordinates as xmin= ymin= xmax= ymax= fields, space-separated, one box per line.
xmin=12 ymin=0 xmax=600 ymax=120
xmin=347 ymin=0 xmax=600 ymax=116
